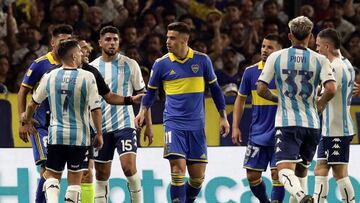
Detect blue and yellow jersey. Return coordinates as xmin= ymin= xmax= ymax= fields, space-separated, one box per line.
xmin=148 ymin=48 xmax=217 ymax=131
xmin=238 ymin=61 xmax=277 ymax=146
xmin=22 ymin=52 xmax=58 ymax=128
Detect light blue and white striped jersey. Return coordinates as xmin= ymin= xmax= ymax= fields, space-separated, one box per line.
xmin=32 ymin=67 xmax=100 ymax=146
xmin=90 ymin=54 xmax=145 ymax=133
xmin=322 ymin=57 xmax=355 ymax=137
xmin=258 ymin=46 xmax=335 ymax=129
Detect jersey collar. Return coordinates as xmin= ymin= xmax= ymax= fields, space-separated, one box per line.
xmin=258 ymin=61 xmax=265 ymax=70
xmin=46 ymin=52 xmax=58 ymax=65
xmin=168 ymin=48 xmax=194 ymax=63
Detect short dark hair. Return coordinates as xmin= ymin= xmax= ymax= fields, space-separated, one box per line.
xmin=318 ymin=28 xmax=341 ymax=49
xmin=263 ymin=0 xmax=278 ymax=9
xmin=100 ymin=26 xmax=120 ymax=37
xmin=52 ymin=24 xmax=73 ymax=37
xmin=264 ymin=34 xmax=283 ymax=48
xmin=167 ymin=22 xmax=191 ymax=35
xmin=57 ymin=39 xmax=79 ymax=61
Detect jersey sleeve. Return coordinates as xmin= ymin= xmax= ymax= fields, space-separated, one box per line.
xmin=203 ymin=55 xmax=217 ymax=84
xmin=147 ymin=61 xmax=162 ymax=90
xmin=238 ymin=68 xmax=252 ymax=97
xmin=258 ymin=54 xmax=276 ymax=84
xmin=87 ymin=73 xmax=101 ymax=111
xmin=130 ymin=59 xmax=146 ymax=91
xmin=22 ymin=62 xmax=46 ymax=89
xmin=320 ymin=57 xmax=336 ymax=85
xmin=32 ymin=73 xmax=49 ymax=104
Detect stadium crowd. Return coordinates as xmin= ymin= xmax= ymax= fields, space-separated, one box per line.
xmin=0 ymin=0 xmax=360 ymax=96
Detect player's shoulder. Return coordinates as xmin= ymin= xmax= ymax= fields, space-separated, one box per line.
xmin=120 ymin=54 xmax=139 ymax=67
xmin=244 ymin=62 xmax=261 ymax=72
xmin=34 ymin=54 xmax=49 ymax=63
xmin=155 ymin=53 xmax=170 ymax=64
xmin=89 ymin=57 xmax=101 ymax=67
xmin=193 ymin=50 xmax=208 ymax=58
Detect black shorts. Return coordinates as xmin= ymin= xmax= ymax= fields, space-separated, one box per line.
xmin=275 ymin=127 xmax=321 ymax=166
xmin=317 ymin=136 xmax=353 ymax=164
xmin=81 ymin=145 xmax=94 ymax=170
xmin=46 ymin=144 xmax=88 ymax=173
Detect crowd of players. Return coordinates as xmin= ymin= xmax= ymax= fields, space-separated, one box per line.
xmin=6 ymin=0 xmax=358 ymax=203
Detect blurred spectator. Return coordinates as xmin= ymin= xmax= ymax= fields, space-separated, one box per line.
xmin=50 ymin=2 xmax=67 ymax=24
xmin=124 ymin=0 xmax=140 ymax=22
xmin=12 ymin=26 xmax=48 ymax=66
xmin=222 ymin=1 xmax=241 ymax=30
xmin=329 ymin=0 xmax=356 ymax=42
xmin=345 ymin=31 xmax=360 ymax=67
xmin=312 ymin=0 xmax=331 ymax=23
xmin=121 ymin=23 xmax=139 ymax=51
xmin=172 ymin=0 xmax=222 ymax=22
xmin=140 ymin=66 xmax=150 ymax=86
xmin=87 ymin=6 xmax=104 ymax=42
xmin=262 ymin=0 xmax=287 ymax=28
xmin=0 ymin=39 xmax=10 ymax=58
xmin=125 ymin=45 xmax=142 ymax=63
xmin=0 ymin=56 xmax=10 ymax=85
xmin=215 ymin=47 xmax=242 ymax=91
xmin=67 ymin=1 xmax=86 ymax=27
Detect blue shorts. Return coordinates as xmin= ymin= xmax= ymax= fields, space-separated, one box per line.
xmin=164 ymin=126 xmax=207 ymax=164
xmin=94 ymin=128 xmax=137 ymax=163
xmin=317 ymin=136 xmax=353 ymax=164
xmin=243 ymin=142 xmax=276 ymax=171
xmin=30 ymin=128 xmax=48 ymax=165
xmin=275 ymin=127 xmax=321 ymax=166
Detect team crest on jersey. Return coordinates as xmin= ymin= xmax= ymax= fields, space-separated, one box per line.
xmin=191 ymin=64 xmax=199 ymax=73
xmin=27 ymin=69 xmax=32 ymax=77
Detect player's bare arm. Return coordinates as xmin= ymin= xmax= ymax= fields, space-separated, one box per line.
xmin=232 ymin=95 xmax=247 ymax=144
xmin=91 ymin=108 xmax=103 ymax=150
xmin=317 ymin=80 xmax=337 ymax=113
xmin=256 ymin=81 xmax=278 ymax=102
xmin=137 ymin=89 xmax=154 ymax=146
xmin=18 ymin=86 xmax=33 ymax=142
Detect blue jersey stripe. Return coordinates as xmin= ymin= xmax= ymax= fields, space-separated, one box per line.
xmin=123 ymin=62 xmax=131 ymax=128
xmin=80 ymin=79 xmax=87 ymax=145
xmin=301 ymin=50 xmax=313 ymax=128
xmin=346 ymin=60 xmax=356 ymax=134
xmin=342 ymin=68 xmax=349 ymax=135
xmin=55 ymin=70 xmax=64 ymax=144
xmin=110 ymin=60 xmax=119 ymax=131
xmin=99 ymin=60 xmax=107 ymax=133
xmin=274 ymin=55 xmax=287 ymax=126
xmin=287 ymin=48 xmax=302 ymax=126
xmin=68 ymin=70 xmax=78 ymax=145
xmin=314 ymin=59 xmax=321 ymax=124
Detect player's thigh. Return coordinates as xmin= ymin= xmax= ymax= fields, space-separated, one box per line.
xmin=94 ymin=131 xmax=116 ymax=163
xmin=45 ymin=144 xmax=67 ymax=174
xmin=243 ymin=143 xmax=272 ymax=172
xmin=30 ymin=128 xmax=48 ymax=165
xmin=299 ymin=128 xmax=321 ymax=165
xmin=187 ymin=129 xmax=207 ymax=164
xmin=66 ymin=145 xmax=88 ymax=173
xmin=115 ymin=128 xmax=138 ymax=157
xmin=163 ymin=127 xmax=187 ymax=160
xmin=274 ymin=127 xmax=302 ymax=164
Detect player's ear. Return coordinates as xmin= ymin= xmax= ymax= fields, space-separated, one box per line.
xmin=288 ymin=33 xmax=292 ymax=41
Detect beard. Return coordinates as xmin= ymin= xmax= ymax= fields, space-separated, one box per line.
xmin=104 ymin=49 xmax=117 ymax=56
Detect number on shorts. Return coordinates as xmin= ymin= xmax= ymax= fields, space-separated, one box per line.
xmin=165 ymin=131 xmax=172 ymax=144
xmin=121 ymin=140 xmax=133 ymax=151
xmin=246 ymin=145 xmax=260 ymax=158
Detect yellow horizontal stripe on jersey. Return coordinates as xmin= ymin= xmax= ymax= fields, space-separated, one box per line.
xmin=163 ymin=77 xmax=204 ymax=95
xmin=251 ymin=90 xmax=278 ymax=105
xmin=237 ymin=92 xmax=247 ymax=97
xmin=148 ymin=85 xmax=158 ymax=89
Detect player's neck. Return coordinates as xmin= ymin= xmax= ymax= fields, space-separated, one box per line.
xmin=51 ymin=51 xmax=60 ymax=64
xmin=174 ymin=47 xmax=189 ymax=60
xmin=328 ymin=49 xmax=341 ymax=62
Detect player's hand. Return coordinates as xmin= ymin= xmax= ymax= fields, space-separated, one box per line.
xmin=135 ymin=113 xmax=145 ymax=129
xmin=353 ymin=82 xmax=360 ymax=96
xmin=93 ymin=134 xmax=103 ymax=150
xmin=143 ymin=125 xmax=154 ymax=146
xmin=220 ymin=117 xmax=230 ymax=137
xmin=232 ymin=127 xmax=242 ymax=145
xmin=132 ymin=94 xmax=144 ymax=104
xmin=316 ymin=98 xmax=326 ymax=114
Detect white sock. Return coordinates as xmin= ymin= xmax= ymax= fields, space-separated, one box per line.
xmin=65 ymin=185 xmax=81 ymax=203
xmin=95 ymin=180 xmax=109 ymax=203
xmin=127 ymin=172 xmax=142 ymax=203
xmin=44 ymin=178 xmax=60 ymax=203
xmin=289 ymin=195 xmax=297 ymax=203
xmin=337 ymin=177 xmax=355 ymax=203
xmin=279 ymin=169 xmax=305 ymax=202
xmin=299 ymin=176 xmax=308 ymax=194
xmin=313 ymin=176 xmax=328 ymax=203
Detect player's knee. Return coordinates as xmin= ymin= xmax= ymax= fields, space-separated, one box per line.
xmin=314 ymin=161 xmax=329 ymax=176
xmin=246 ymin=170 xmax=262 ymax=183
xmin=171 ymin=173 xmax=185 ymax=186
xmin=121 ymin=164 xmax=137 ymax=177
xmin=95 ymin=166 xmax=110 ymax=181
xmin=332 ymin=168 xmax=347 ymax=180
xmin=295 ymin=163 xmax=308 ymax=177
xmin=82 ymin=169 xmax=93 ymax=183
xmin=188 ymin=177 xmax=204 ymax=188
